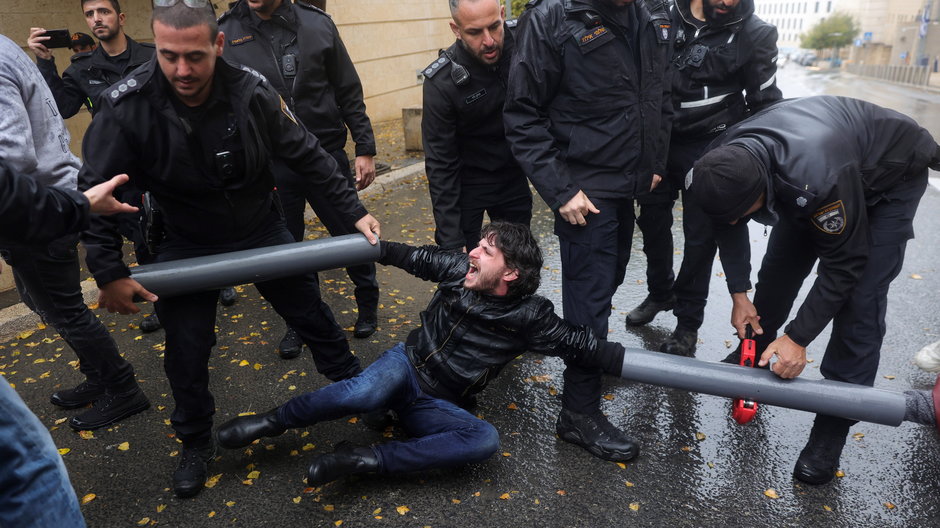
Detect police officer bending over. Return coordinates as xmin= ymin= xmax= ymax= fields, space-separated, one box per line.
xmin=505 ymin=0 xmax=674 ymax=462
xmin=79 ymin=1 xmax=381 ymax=499
xmin=628 ymin=0 xmax=781 ymax=359
xmin=422 ymin=0 xmax=533 ymax=252
xmin=686 ymin=95 xmax=940 ymax=486
xmin=218 ymin=0 xmax=382 ymax=348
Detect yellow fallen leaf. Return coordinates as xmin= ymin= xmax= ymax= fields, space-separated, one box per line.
xmin=911 ymin=274 xmax=923 ymax=280
xmin=253 ymin=363 xmax=263 ymax=370
xmin=292 ymin=496 xmax=302 ymax=504
xmin=695 ymin=432 xmax=706 ymax=441
xmin=205 ymin=474 xmax=223 ymax=488
xmin=556 ymin=490 xmax=566 ymax=496
xmin=17 ymin=330 xmax=34 ymax=340
xmin=823 ymin=505 xmax=832 ymax=512
xmin=373 ymin=508 xmax=382 ymax=514
xmin=81 ymin=493 xmax=96 ymax=505
xmin=680 ymin=446 xmax=692 ymax=452
xmin=548 ymin=387 xmax=558 ymax=396
xmin=55 ymin=417 xmax=68 ymax=425
xmin=208 ymin=511 xmax=216 ymax=518
xmin=79 ymin=430 xmax=95 ymax=440
xmin=225 ymin=501 xmax=235 ymax=507
xmin=246 ymin=470 xmax=260 ymax=479
xmin=507 ymin=403 xmax=518 ymax=410
xmin=324 ymin=505 xmax=335 ymax=512
xmin=451 ymin=499 xmax=461 ymax=504
xmin=157 ymin=504 xmax=166 ymax=513
xmin=118 ymin=441 xmax=130 ymax=451
xmin=499 ymin=493 xmax=511 ymax=500
xmin=137 ymin=518 xmax=150 ymax=526
xmin=502 ymin=452 xmax=511 ymax=457
xmin=396 ymin=505 xmax=410 ymax=515
xmin=242 ymin=479 xmax=253 ymax=485
xmin=58 ymin=448 xmax=70 ymax=455
xmin=302 ymin=443 xmax=316 ymax=451
xmin=625 ymin=481 xmax=634 ymax=487
xmin=629 ymin=503 xmax=640 ymax=511
xmin=764 ymin=489 xmax=780 ymax=499
xmin=616 ymin=462 xmax=626 ymax=469
xmin=334 ymin=521 xmax=343 ymax=527
xmin=347 ymin=417 xmax=359 ymax=424
xmin=883 ymin=375 xmax=896 ymax=380
xmin=852 ymin=432 xmax=865 ymax=440
xmin=884 ymin=502 xmax=896 ymax=509
xmin=603 ymin=394 xmax=615 ymax=401
xmin=238 ymin=360 xmax=249 ymax=367
xmin=835 ymin=470 xmax=845 ymax=478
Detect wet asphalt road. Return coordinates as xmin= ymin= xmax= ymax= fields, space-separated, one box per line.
xmin=4 ymin=66 xmax=940 ymax=527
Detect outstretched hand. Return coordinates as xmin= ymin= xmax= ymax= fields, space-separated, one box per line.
xmin=84 ymin=174 xmax=139 ymax=215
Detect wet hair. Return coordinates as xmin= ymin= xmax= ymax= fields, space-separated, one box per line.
xmin=151 ymin=2 xmax=219 ymax=41
xmin=480 ymin=221 xmax=543 ymax=298
xmin=81 ymin=0 xmax=122 ymax=13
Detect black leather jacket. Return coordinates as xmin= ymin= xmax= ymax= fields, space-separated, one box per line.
xmin=0 ymin=161 xmax=88 ymax=245
xmin=505 ymin=0 xmax=675 ymax=208
xmin=379 ymin=242 xmax=624 ymax=404
xmin=79 ymin=57 xmax=367 ymax=286
xmin=421 ymin=21 xmax=529 ymax=249
xmin=218 ymin=0 xmax=376 ymax=156
xmin=36 ymin=36 xmax=154 ymax=118
xmin=669 ymin=0 xmax=781 ymax=139
xmin=707 ymin=95 xmax=940 ymax=346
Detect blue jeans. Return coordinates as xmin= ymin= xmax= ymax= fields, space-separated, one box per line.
xmin=0 ymin=376 xmax=85 ymax=528
xmin=279 ymin=344 xmax=499 ymax=474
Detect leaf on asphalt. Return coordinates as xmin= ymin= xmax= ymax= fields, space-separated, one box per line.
xmin=884 ymin=502 xmax=896 ymax=509
xmin=225 ymin=501 xmax=235 ymax=507
xmin=396 ymin=506 xmax=410 ymax=515
xmin=156 ymin=505 xmax=166 ymax=513
xmin=763 ymin=489 xmax=780 ymax=499
xmin=911 ymin=274 xmax=923 ymax=280
xmin=137 ymin=518 xmax=150 ymax=525
xmin=680 ymin=446 xmax=691 ymax=452
xmin=288 ymin=385 xmax=297 ymax=391
xmin=79 ymin=430 xmax=95 ymax=440
xmin=527 ymin=374 xmax=552 ymax=383
xmin=302 ymin=443 xmax=316 ymax=451
xmin=208 ymin=511 xmax=216 ymax=518
xmin=883 ymin=375 xmax=896 ymax=380
xmin=548 ymin=386 xmax=558 ymax=396
xmin=292 ymin=496 xmax=302 ymax=504
xmin=629 ymin=503 xmax=640 ymax=511
xmin=118 ymin=441 xmax=130 ymax=451
xmin=501 ymin=452 xmax=511 ymax=457
xmin=835 ymin=470 xmax=845 ymax=478
xmin=373 ymin=508 xmax=382 ymax=515
xmin=499 ymin=493 xmax=511 ymax=500
xmin=205 ymin=474 xmax=223 ymax=488
xmin=707 ymin=462 xmax=715 ymax=468
xmin=556 ymin=490 xmax=566 ymax=496
xmin=347 ymin=417 xmax=359 ymax=424
xmin=17 ymin=330 xmax=34 ymax=340
xmin=451 ymin=499 xmax=461 ymax=504
xmin=81 ymin=493 xmax=96 ymax=504
xmin=246 ymin=470 xmax=260 ymax=479
xmin=33 ymin=358 xmax=46 ymax=363
xmin=695 ymin=432 xmax=706 ymax=441
xmin=324 ymin=504 xmax=335 ymax=512
xmin=237 ymin=411 xmax=256 ymax=417
xmin=616 ymin=462 xmax=626 ymax=469
xmin=603 ymin=394 xmax=615 ymax=401
xmin=624 ymin=481 xmax=634 ymax=487
xmin=253 ymin=363 xmax=263 ymax=370
xmin=507 ymin=403 xmax=518 ymax=410
xmin=823 ymin=505 xmax=832 ymax=512
xmin=242 ymin=479 xmax=253 ymax=485
xmin=852 ymin=432 xmax=865 ymax=440
xmin=239 ymin=360 xmax=249 ymax=367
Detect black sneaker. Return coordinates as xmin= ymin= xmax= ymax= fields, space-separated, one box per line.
xmin=139 ymin=313 xmax=162 ymax=333
xmin=50 ymin=381 xmax=105 ymax=409
xmin=660 ymin=327 xmax=698 ymax=357
xmin=556 ymin=409 xmax=639 ymax=462
xmin=625 ymin=294 xmax=676 ymax=327
xmin=219 ymin=287 xmax=238 ymax=307
xmin=277 ymin=327 xmax=304 ymax=359
xmin=793 ymin=416 xmax=852 ymax=485
xmin=67 ymin=388 xmax=150 ymax=430
xmin=353 ymin=315 xmax=377 ymax=339
xmin=173 ymin=442 xmax=216 ymax=498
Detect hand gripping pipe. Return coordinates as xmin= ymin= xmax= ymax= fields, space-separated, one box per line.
xmin=619 ymin=347 xmax=908 ymax=427
xmin=129 ymin=234 xmax=381 ymax=299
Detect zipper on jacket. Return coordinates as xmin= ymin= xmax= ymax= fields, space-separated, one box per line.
xmin=420 ymin=298 xmax=480 ymax=365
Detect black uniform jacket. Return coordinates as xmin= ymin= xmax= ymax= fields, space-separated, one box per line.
xmin=504 ymin=0 xmax=675 ymax=209
xmin=669 ymin=0 xmax=781 ymax=139
xmin=707 ymin=95 xmax=940 ymax=346
xmin=421 ymin=21 xmax=526 ymax=249
xmin=0 ymin=161 xmax=88 ymax=245
xmin=79 ymin=57 xmax=367 ymax=287
xmin=36 ymin=36 xmax=154 ymax=118
xmin=379 ymin=241 xmax=624 ymax=404
xmin=218 ymin=0 xmax=376 ymax=156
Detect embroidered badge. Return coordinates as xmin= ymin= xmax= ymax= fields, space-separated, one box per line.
xmin=280 ymin=96 xmax=298 ymax=126
xmin=464 ymin=88 xmax=487 ymax=105
xmin=796 ymin=196 xmax=807 ymax=207
xmin=659 ymin=23 xmax=671 ymax=41
xmin=580 ymin=26 xmax=608 ymax=45
xmin=812 ymin=200 xmax=846 ymax=234
xmin=229 ymin=35 xmax=255 ymax=46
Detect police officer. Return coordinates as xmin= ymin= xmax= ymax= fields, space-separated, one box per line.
xmin=79 ymin=2 xmax=381 ymax=498
xmin=504 ymin=0 xmax=674 ymax=462
xmin=627 ymin=0 xmax=781 ymax=359
xmin=685 ymin=95 xmax=940 ymax=485
xmin=218 ymin=0 xmax=381 ymax=353
xmin=422 ymin=0 xmax=532 ymax=252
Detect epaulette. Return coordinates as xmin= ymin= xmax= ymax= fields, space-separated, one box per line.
xmin=422 ymin=53 xmax=451 ymax=79
xmin=239 ymin=64 xmax=270 ymax=86
xmin=106 ymin=71 xmax=146 ymax=104
xmin=294 ymin=0 xmax=330 ymax=16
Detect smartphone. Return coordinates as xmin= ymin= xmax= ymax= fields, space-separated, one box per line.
xmin=42 ymin=29 xmax=72 ymax=49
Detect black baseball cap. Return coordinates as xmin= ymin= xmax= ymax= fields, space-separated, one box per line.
xmin=70 ymin=32 xmax=95 ymax=50
xmin=686 ymin=144 xmax=767 ymax=224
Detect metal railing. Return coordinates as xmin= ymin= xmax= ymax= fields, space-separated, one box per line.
xmin=844 ymin=63 xmax=933 ymax=88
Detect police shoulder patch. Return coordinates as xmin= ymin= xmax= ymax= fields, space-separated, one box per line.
xmin=229 ymin=34 xmax=255 ymax=46
xmin=423 ymin=53 xmax=451 ymax=79
xmin=240 ymin=64 xmax=269 ymax=85
xmin=506 ymin=18 xmax=519 ymax=28
xmin=811 ymin=200 xmax=846 ymax=235
xmin=280 ymin=96 xmax=298 ymax=126
xmin=108 ymin=73 xmax=145 ymax=104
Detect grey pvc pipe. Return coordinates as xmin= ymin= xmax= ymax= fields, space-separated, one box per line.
xmin=620 ymin=347 xmax=907 ymax=427
xmin=130 ymin=234 xmax=380 ymax=298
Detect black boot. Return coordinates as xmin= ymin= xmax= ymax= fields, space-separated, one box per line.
xmin=50 ymin=380 xmax=105 ymax=409
xmin=625 ymin=294 xmax=675 ymax=327
xmin=277 ymin=327 xmax=304 ymax=359
xmin=556 ymin=409 xmax=639 ymax=462
xmin=660 ymin=327 xmax=698 ymax=357
xmin=215 ymin=409 xmax=287 ymax=449
xmin=307 ymin=444 xmax=380 ymax=487
xmin=353 ymin=309 xmax=378 ymax=339
xmin=139 ymin=312 xmax=162 ymax=333
xmin=67 ymin=387 xmax=150 ymax=430
xmin=793 ymin=415 xmax=854 ymax=485
xmin=219 ymin=287 xmax=238 ymax=307
xmin=173 ymin=441 xmax=216 ymax=498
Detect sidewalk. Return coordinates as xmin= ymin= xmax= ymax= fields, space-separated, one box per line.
xmin=0 ymin=118 xmax=427 ymax=342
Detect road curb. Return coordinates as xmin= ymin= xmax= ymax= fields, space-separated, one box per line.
xmin=0 ymin=161 xmax=427 ymax=343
